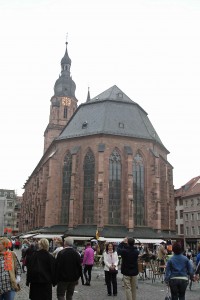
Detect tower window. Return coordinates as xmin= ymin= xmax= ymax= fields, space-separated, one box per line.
xmin=64 ymin=107 xmax=68 ymax=119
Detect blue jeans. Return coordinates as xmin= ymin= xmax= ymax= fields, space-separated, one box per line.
xmin=0 ymin=290 xmax=15 ymax=300
xmin=169 ymin=279 xmax=188 ymax=300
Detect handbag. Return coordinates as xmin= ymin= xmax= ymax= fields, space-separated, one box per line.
xmin=164 ymin=287 xmax=171 ymax=300
xmin=109 ymin=268 xmax=118 ymax=274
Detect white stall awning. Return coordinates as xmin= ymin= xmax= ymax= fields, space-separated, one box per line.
xmin=32 ymin=234 xmax=63 ymax=239
xmin=135 ymin=238 xmax=166 ymax=244
xmin=98 ymin=237 xmax=123 ymax=243
xmin=20 ymin=233 xmax=38 ymax=239
xmin=66 ymin=236 xmax=94 ymax=241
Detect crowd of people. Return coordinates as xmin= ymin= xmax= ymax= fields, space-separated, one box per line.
xmin=0 ymin=236 xmax=200 ymax=300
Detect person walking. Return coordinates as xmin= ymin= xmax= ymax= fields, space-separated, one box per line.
xmin=26 ymin=238 xmax=56 ymax=300
xmin=82 ymin=242 xmax=94 ymax=286
xmin=196 ymin=245 xmax=200 ymax=266
xmin=0 ymin=237 xmax=21 ymax=300
xmin=55 ymin=237 xmax=82 ymax=300
xmin=52 ymin=238 xmax=63 ymax=258
xmin=164 ymin=242 xmax=194 ymax=300
xmin=103 ymin=242 xmax=119 ymax=296
xmin=117 ymin=237 xmax=139 ymax=300
xmin=194 ymin=259 xmax=200 ymax=281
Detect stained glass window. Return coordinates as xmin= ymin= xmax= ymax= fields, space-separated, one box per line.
xmin=61 ymin=152 xmax=72 ymax=224
xmin=133 ymin=153 xmax=145 ymax=225
xmin=109 ymin=149 xmax=121 ymax=224
xmin=83 ymin=150 xmax=95 ymax=224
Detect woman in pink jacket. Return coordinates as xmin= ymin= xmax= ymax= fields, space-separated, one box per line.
xmin=82 ymin=242 xmax=94 ymax=286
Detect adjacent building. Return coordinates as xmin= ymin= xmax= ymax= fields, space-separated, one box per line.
xmin=175 ymin=176 xmax=200 ymax=251
xmin=0 ymin=189 xmax=20 ymax=236
xmin=20 ymin=42 xmax=175 ymax=240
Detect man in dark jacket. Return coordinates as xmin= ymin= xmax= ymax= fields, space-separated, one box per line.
xmin=117 ymin=237 xmax=139 ymax=300
xmin=55 ymin=237 xmax=82 ymax=300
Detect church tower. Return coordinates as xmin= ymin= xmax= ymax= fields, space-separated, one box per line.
xmin=44 ymin=42 xmax=78 ymax=152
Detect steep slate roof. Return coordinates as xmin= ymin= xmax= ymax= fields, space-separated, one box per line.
xmin=57 ymin=85 xmax=167 ymax=150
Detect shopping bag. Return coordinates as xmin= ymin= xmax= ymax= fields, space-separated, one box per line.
xmin=164 ymin=287 xmax=171 ymax=300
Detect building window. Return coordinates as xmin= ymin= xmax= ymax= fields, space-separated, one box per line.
xmin=180 ymin=224 xmax=184 ymax=234
xmin=7 ymin=202 xmax=12 ymax=207
xmin=197 ymin=213 xmax=200 ymax=220
xmin=133 ymin=153 xmax=145 ymax=226
xmin=191 ymin=199 xmax=194 ymax=206
xmin=191 ymin=213 xmax=194 ymax=221
xmin=179 ymin=199 xmax=183 ymax=206
xmin=83 ymin=150 xmax=95 ymax=224
xmin=175 ymin=211 xmax=178 ymax=219
xmin=64 ymin=107 xmax=68 ymax=119
xmin=185 ymin=213 xmax=188 ymax=221
xmin=185 ymin=200 xmax=188 ymax=207
xmin=185 ymin=227 xmax=189 ymax=235
xmin=61 ymin=151 xmax=72 ymax=224
xmin=119 ymin=122 xmax=124 ymax=128
xmin=198 ymin=226 xmax=200 ymax=235
xmin=197 ymin=197 xmax=200 ymax=205
xmin=191 ymin=226 xmax=195 ymax=235
xmin=180 ymin=210 xmax=183 ymax=219
xmin=109 ymin=149 xmax=121 ymax=224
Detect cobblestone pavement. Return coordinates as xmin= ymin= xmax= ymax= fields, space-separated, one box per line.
xmin=14 ymin=250 xmax=200 ymax=300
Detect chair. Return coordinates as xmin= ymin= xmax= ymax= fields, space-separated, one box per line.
xmin=149 ymin=260 xmax=165 ymax=283
xmin=138 ymin=259 xmax=146 ymax=280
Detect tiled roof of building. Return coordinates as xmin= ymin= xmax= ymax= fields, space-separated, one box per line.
xmin=57 ymin=85 xmax=168 ymax=152
xmin=175 ymin=176 xmax=200 ymax=198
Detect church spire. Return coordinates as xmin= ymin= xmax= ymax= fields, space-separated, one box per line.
xmin=86 ymin=87 xmax=91 ymax=102
xmin=53 ymin=41 xmax=76 ymax=98
xmin=61 ymin=42 xmax=71 ymax=73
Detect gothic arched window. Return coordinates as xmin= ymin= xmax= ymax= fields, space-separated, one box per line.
xmin=61 ymin=152 xmax=72 ymax=224
xmin=83 ymin=150 xmax=95 ymax=224
xmin=109 ymin=149 xmax=121 ymax=224
xmin=133 ymin=153 xmax=145 ymax=226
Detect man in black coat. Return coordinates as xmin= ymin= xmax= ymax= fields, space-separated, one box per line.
xmin=117 ymin=237 xmax=139 ymax=300
xmin=55 ymin=237 xmax=82 ymax=300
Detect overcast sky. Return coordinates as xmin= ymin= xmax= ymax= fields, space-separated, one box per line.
xmin=0 ymin=0 xmax=200 ymax=196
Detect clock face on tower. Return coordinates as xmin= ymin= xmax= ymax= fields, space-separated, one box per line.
xmin=62 ymin=97 xmax=71 ymax=106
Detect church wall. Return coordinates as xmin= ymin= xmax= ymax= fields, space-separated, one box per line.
xmin=41 ymin=134 xmax=174 ymax=232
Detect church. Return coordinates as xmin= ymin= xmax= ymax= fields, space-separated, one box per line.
xmin=20 ymin=42 xmax=175 ymax=240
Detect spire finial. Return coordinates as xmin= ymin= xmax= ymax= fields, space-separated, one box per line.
xmin=66 ymin=33 xmax=68 ymax=44
xmin=86 ymin=86 xmax=91 ymax=102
